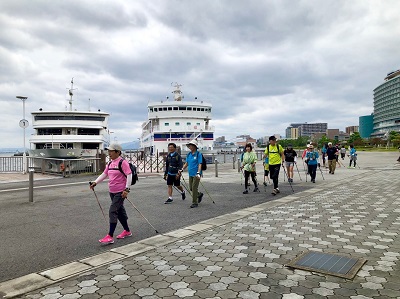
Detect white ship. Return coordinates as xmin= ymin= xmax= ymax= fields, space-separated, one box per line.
xmin=29 ymin=79 xmax=110 ymax=159
xmin=140 ymin=83 xmax=214 ymax=155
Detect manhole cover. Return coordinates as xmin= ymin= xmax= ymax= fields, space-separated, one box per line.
xmin=286 ymin=250 xmax=367 ymax=279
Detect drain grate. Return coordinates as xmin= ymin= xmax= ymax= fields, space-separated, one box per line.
xmin=286 ymin=250 xmax=367 ymax=279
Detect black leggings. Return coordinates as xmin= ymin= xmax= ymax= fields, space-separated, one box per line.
xmin=307 ymin=164 xmax=317 ymax=181
xmin=269 ymin=164 xmax=281 ymax=189
xmin=244 ymin=170 xmax=257 ymax=189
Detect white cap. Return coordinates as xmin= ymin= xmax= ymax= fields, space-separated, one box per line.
xmin=328 ymin=142 xmax=332 ymax=145
xmin=106 ymin=143 xmax=122 ymax=151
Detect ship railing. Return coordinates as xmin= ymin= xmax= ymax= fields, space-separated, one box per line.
xmin=27 ymin=157 xmax=103 ymax=177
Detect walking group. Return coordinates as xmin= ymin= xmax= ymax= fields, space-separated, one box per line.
xmin=88 ymin=138 xmax=359 ymax=244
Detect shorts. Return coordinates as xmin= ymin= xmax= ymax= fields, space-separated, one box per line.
xmin=285 ymin=162 xmax=295 ymax=167
xmin=167 ymin=174 xmax=181 ymax=186
xmin=264 ymin=170 xmax=269 ymax=176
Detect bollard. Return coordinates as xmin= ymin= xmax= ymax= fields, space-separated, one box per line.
xmin=215 ymin=159 xmax=218 ymax=177
xmin=233 ymin=156 xmax=235 ymax=169
xmin=223 ymin=152 xmax=226 ymax=163
xmin=237 ymin=158 xmax=241 ymax=173
xmin=29 ymin=168 xmax=34 ymax=202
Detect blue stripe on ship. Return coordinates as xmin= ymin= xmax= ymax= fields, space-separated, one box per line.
xmin=154 ymin=133 xmax=213 ymax=140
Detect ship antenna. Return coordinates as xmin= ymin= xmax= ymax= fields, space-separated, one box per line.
xmin=67 ymin=78 xmax=77 ymax=111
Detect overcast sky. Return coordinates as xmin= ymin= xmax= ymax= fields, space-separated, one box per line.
xmin=1 ymin=0 xmax=399 ymax=149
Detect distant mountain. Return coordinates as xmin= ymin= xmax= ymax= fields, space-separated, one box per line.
xmin=0 ymin=147 xmax=24 ymax=153
xmin=121 ymin=141 xmax=140 ymax=150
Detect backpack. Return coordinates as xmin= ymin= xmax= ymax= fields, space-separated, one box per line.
xmin=197 ymin=151 xmax=207 ymax=171
xmin=108 ymin=159 xmax=139 ymax=185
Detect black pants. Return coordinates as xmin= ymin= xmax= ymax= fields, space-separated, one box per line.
xmin=269 ymin=164 xmax=281 ymax=189
xmin=307 ymin=164 xmax=317 ymax=181
xmin=244 ymin=170 xmax=257 ymax=189
xmin=109 ymin=192 xmax=128 ymax=224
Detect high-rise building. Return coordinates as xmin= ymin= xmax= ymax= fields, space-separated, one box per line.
xmin=359 ymin=114 xmax=374 ymax=138
xmin=371 ymin=69 xmax=400 ymax=137
xmin=286 ymin=123 xmax=327 ymax=137
xmin=345 ymin=126 xmax=359 ymax=135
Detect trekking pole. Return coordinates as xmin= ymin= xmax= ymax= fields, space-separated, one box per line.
xmin=199 ymin=180 xmax=216 ymax=204
xmin=240 ymin=169 xmax=244 ymax=185
xmin=125 ymin=197 xmax=159 ymax=234
xmin=317 ymin=164 xmax=325 ymax=180
xmin=89 ymin=182 xmax=108 ymax=226
xmin=254 ymin=172 xmax=261 ymax=192
xmin=303 ymin=163 xmax=308 ymax=182
xmin=180 ymin=176 xmax=193 ymax=197
xmin=294 ymin=162 xmax=302 ymax=181
xmin=281 ymin=165 xmax=294 ymax=193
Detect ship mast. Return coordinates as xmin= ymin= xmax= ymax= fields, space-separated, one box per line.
xmin=67 ymin=78 xmax=77 ymax=111
xmin=171 ymin=82 xmax=183 ymax=101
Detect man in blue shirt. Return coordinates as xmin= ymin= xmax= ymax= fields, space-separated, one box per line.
xmin=164 ymin=143 xmax=185 ymax=204
xmin=179 ymin=139 xmax=204 ymax=208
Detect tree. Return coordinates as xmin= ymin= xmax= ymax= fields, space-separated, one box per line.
xmin=348 ymin=132 xmax=363 ymax=145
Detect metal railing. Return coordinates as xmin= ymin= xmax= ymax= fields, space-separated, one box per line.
xmin=0 ymin=156 xmax=23 ymax=172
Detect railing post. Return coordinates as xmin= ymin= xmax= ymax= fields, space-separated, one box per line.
xmin=233 ymin=156 xmax=235 ymax=170
xmin=156 ymin=150 xmax=159 ymax=173
xmin=223 ymin=152 xmax=226 ymax=163
xmin=237 ymin=158 xmax=241 ymax=173
xmin=215 ymin=159 xmax=218 ymax=177
xmin=29 ymin=168 xmax=34 ymax=202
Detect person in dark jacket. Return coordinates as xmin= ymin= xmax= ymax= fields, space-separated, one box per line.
xmin=164 ymin=143 xmax=185 ymax=204
xmin=326 ymin=142 xmax=339 ymax=174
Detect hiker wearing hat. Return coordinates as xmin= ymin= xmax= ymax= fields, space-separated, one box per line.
xmin=326 ymin=142 xmax=339 ymax=174
xmin=179 ymin=139 xmax=204 ymax=208
xmin=264 ymin=136 xmax=285 ymax=195
xmin=305 ymin=144 xmax=319 ymax=183
xmin=284 ymin=144 xmax=297 ymax=183
xmin=90 ymin=143 xmax=132 ymax=244
xmin=241 ymin=143 xmax=259 ymax=194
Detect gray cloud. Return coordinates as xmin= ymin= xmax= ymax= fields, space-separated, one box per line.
xmin=0 ymin=0 xmax=399 ymax=148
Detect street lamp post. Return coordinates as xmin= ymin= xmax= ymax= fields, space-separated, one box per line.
xmin=17 ymin=96 xmax=28 ymax=173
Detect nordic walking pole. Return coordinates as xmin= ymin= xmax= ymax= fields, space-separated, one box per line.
xmin=89 ymin=182 xmax=107 ymax=226
xmin=125 ymin=197 xmax=159 ymax=234
xmin=282 ymin=164 xmax=294 ymax=193
xmin=303 ymin=162 xmax=308 ymax=182
xmin=180 ymin=176 xmax=192 ymax=197
xmin=199 ymin=180 xmax=216 ymax=204
xmin=294 ymin=162 xmax=302 ymax=181
xmin=317 ymin=163 xmax=325 ymax=180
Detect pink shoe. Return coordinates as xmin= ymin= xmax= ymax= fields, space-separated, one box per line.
xmin=99 ymin=234 xmax=114 ymax=244
xmin=117 ymin=230 xmax=132 ymax=239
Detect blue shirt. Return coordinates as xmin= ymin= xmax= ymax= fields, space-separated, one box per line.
xmin=186 ymin=151 xmax=203 ymax=177
xmin=350 ymin=148 xmax=357 ymax=156
xmin=305 ymin=151 xmax=319 ymax=165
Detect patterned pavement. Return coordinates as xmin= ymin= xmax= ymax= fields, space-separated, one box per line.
xmin=3 ymin=158 xmax=400 ymax=298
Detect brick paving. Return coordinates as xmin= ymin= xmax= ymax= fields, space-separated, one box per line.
xmin=10 ymin=159 xmax=400 ymax=299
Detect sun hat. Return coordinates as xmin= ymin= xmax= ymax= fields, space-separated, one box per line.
xmin=187 ymin=139 xmax=198 ymax=148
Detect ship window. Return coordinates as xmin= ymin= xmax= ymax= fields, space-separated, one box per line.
xmin=149 ymin=108 xmax=153 ymax=112
xmin=163 ymin=107 xmax=167 ymax=111
xmin=168 ymin=107 xmax=172 ymax=111
xmin=187 ymin=107 xmax=192 ymax=111
xmin=173 ymin=107 xmax=178 ymax=111
xmin=165 ymin=123 xmax=169 ymax=126
xmin=38 ymin=128 xmax=62 ymax=135
xmin=154 ymin=108 xmax=158 ymax=112
xmin=179 ymin=106 xmax=186 ymax=111
xmin=78 ymin=128 xmax=100 ymax=135
xmin=175 ymin=122 xmax=180 ymax=126
xmin=201 ymin=108 xmax=205 ymax=111
xmin=187 ymin=122 xmax=191 ymax=125
xmin=196 ymin=123 xmax=200 ymax=126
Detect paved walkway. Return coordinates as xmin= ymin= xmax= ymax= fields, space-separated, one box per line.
xmin=1 ymin=153 xmax=399 ymax=299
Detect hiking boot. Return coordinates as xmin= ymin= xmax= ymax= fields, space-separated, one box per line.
xmin=117 ymin=230 xmax=132 ymax=239
xmin=312 ymin=179 xmax=315 ymax=183
xmin=243 ymin=190 xmax=249 ymax=194
xmin=263 ymin=182 xmax=268 ymax=186
xmin=190 ymin=203 xmax=198 ymax=208
xmin=253 ymin=187 xmax=259 ymax=192
xmin=181 ymin=191 xmax=186 ymax=200
xmin=198 ymin=192 xmax=203 ymax=203
xmin=271 ymin=189 xmax=277 ymax=195
xmin=99 ymin=234 xmax=114 ymax=244
xmin=329 ymin=171 xmax=332 ymax=174
xmin=164 ymin=198 xmax=173 ymax=204
xmin=276 ymin=188 xmax=280 ymax=193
